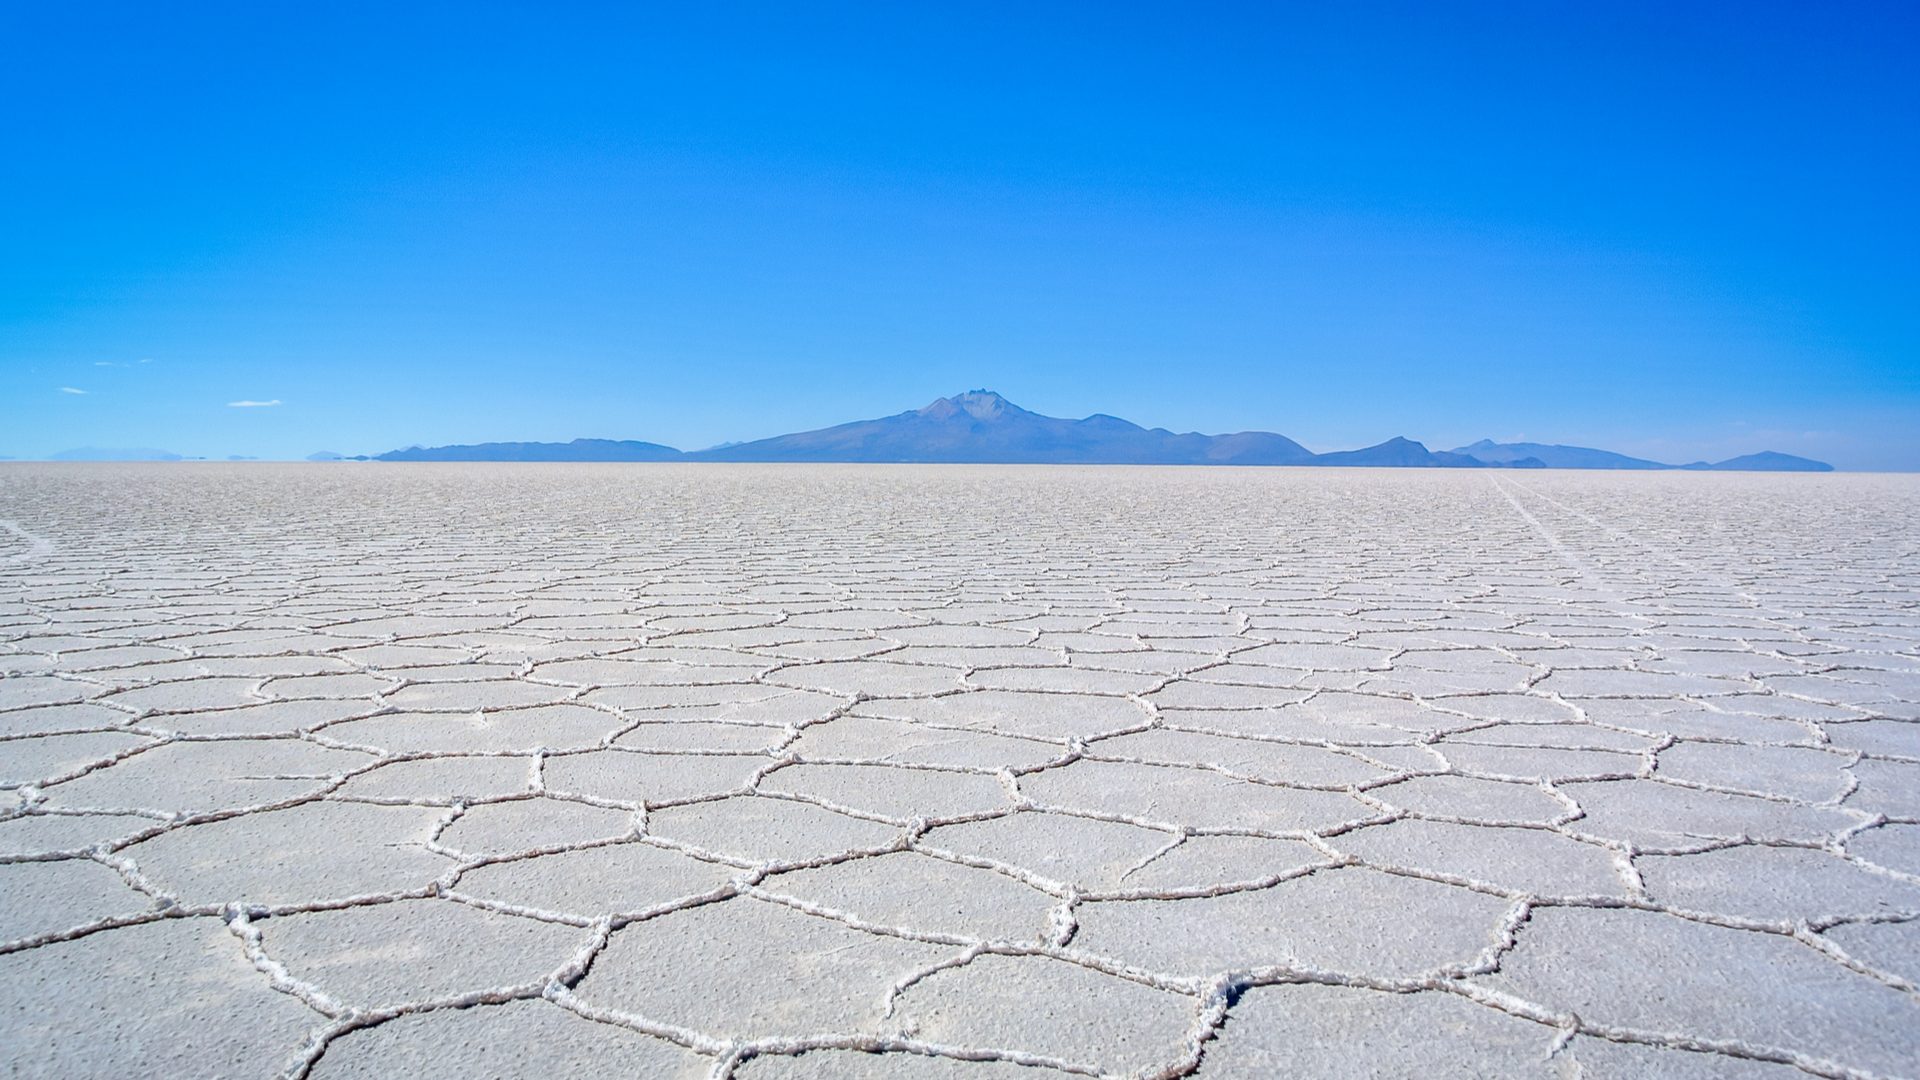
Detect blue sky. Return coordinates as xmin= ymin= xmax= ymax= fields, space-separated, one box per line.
xmin=3 ymin=2 xmax=1916 ymax=467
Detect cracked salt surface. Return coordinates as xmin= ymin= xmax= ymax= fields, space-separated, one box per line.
xmin=0 ymin=462 xmax=1917 ymax=1078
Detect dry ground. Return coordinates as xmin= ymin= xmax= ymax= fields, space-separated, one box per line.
xmin=2 ymin=463 xmax=1917 ymax=1078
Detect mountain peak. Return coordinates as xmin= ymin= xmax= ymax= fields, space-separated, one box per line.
xmin=918 ymin=389 xmax=1021 ymax=422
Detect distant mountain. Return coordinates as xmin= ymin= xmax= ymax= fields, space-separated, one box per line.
xmin=1699 ymin=451 xmax=1835 ymax=472
xmin=1313 ymin=436 xmax=1488 ymax=468
xmin=375 ymin=438 xmax=682 ymax=462
xmin=50 ymin=447 xmax=185 ymax=461
xmin=1452 ymin=439 xmax=1669 ymax=470
xmin=1457 ymin=439 xmax=1832 ymax=472
xmin=686 ymin=391 xmax=1317 ymax=465
xmin=360 ymin=391 xmax=1836 ymax=470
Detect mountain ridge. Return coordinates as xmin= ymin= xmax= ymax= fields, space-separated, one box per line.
xmin=685 ymin=390 xmax=1318 ymax=465
xmin=19 ymin=391 xmax=1833 ymax=469
xmin=1449 ymin=439 xmax=1669 ymax=470
xmin=347 ymin=391 xmax=1832 ymax=470
xmin=376 ymin=438 xmax=681 ymax=463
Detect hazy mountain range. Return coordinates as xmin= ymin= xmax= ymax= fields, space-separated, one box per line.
xmin=37 ymin=391 xmax=1834 ymax=470
xmin=368 ymin=390 xmax=1833 ymax=470
xmin=685 ymin=391 xmax=1321 ymax=465
xmin=368 ymin=438 xmax=681 ymax=463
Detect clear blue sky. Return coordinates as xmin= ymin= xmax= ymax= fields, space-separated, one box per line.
xmin=3 ymin=2 xmax=1916 ymax=467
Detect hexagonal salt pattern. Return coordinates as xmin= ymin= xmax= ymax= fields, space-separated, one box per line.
xmin=1 ymin=463 xmax=1916 ymax=1078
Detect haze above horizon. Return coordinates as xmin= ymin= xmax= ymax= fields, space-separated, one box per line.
xmin=3 ymin=3 xmax=1917 ymax=469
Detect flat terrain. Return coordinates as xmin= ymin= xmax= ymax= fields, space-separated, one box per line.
xmin=2 ymin=463 xmax=1917 ymax=1079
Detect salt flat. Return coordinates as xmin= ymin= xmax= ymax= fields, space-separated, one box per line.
xmin=1 ymin=463 xmax=1917 ymax=1079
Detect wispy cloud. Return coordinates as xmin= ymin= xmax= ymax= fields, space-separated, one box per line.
xmin=59 ymin=386 xmax=88 ymax=395
xmin=94 ymin=361 xmax=127 ymax=368
xmin=227 ymin=399 xmax=282 ymax=408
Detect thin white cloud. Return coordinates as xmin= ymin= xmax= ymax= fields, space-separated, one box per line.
xmin=227 ymin=399 xmax=283 ymax=408
xmin=59 ymin=387 xmax=87 ymax=395
xmin=94 ymin=361 xmax=127 ymax=368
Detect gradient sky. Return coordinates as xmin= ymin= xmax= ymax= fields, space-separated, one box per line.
xmin=3 ymin=2 xmax=1917 ymax=467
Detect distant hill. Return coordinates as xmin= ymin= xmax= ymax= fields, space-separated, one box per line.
xmin=1696 ymin=451 xmax=1835 ymax=472
xmin=1455 ymin=439 xmax=1832 ymax=472
xmin=360 ymin=391 xmax=1836 ymax=470
xmin=686 ymin=391 xmax=1316 ymax=465
xmin=1452 ymin=439 xmax=1669 ymax=470
xmin=375 ymin=438 xmax=682 ymax=462
xmin=1313 ymin=436 xmax=1487 ymax=468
